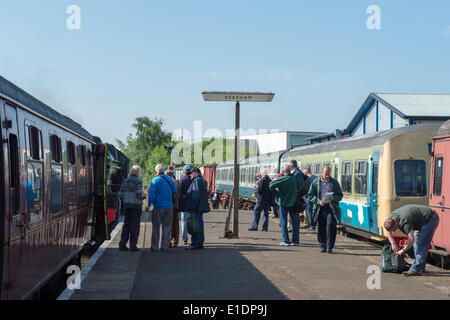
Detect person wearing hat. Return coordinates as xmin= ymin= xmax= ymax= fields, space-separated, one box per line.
xmin=185 ymin=167 xmax=210 ymax=250
xmin=178 ymin=165 xmax=193 ymax=245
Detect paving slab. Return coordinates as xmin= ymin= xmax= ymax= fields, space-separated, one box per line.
xmin=70 ymin=210 xmax=450 ymax=300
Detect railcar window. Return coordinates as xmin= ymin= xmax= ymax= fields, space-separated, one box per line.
xmin=67 ymin=141 xmax=76 ymax=165
xmin=51 ymin=165 xmax=63 ymax=214
xmin=27 ymin=126 xmax=42 ymax=160
xmin=314 ymin=163 xmax=322 ymax=175
xmin=67 ymin=167 xmax=77 ymax=211
xmin=334 ymin=162 xmax=339 ymax=180
xmin=354 ymin=160 xmax=368 ymax=195
xmin=433 ymin=157 xmax=443 ymax=196
xmin=341 ymin=161 xmax=353 ymax=194
xmin=27 ymin=162 xmax=43 ymax=222
xmin=323 ymin=162 xmax=332 ymax=170
xmin=372 ymin=162 xmax=378 ymax=194
xmin=394 ymin=160 xmax=427 ymax=197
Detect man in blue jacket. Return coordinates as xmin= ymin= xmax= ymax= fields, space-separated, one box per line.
xmin=148 ymin=164 xmax=177 ymax=251
xmin=185 ymin=167 xmax=210 ymax=250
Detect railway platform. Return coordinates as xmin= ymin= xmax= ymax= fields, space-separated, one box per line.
xmin=65 ymin=210 xmax=450 ymax=300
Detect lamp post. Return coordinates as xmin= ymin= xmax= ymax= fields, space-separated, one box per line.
xmin=202 ymin=91 xmax=274 ymax=238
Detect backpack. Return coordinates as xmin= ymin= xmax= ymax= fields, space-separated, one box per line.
xmin=187 ymin=214 xmax=201 ymax=235
xmin=381 ymin=244 xmax=410 ymax=273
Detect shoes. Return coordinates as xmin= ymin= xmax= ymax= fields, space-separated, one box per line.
xmin=309 ymin=227 xmax=316 ymax=231
xmin=183 ymin=239 xmax=188 ymax=245
xmin=119 ymin=246 xmax=129 ymax=251
xmin=248 ymin=228 xmax=258 ymax=231
xmin=320 ymin=248 xmax=326 ymax=253
xmin=300 ymin=224 xmax=310 ymax=229
xmin=403 ymin=270 xmax=421 ymax=277
xmin=130 ymin=247 xmax=140 ymax=252
xmin=198 ymin=245 xmax=204 ymax=249
xmin=185 ymin=245 xmax=199 ymax=250
xmin=261 ymin=229 xmax=268 ymax=232
xmin=290 ymin=243 xmax=299 ymax=246
xmin=279 ymin=242 xmax=290 ymax=246
xmin=327 ymin=249 xmax=333 ymax=254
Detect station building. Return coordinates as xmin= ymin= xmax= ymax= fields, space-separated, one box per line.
xmin=308 ymin=93 xmax=450 ymax=144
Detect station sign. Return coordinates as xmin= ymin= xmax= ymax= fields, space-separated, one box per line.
xmin=202 ymin=91 xmax=275 ymax=102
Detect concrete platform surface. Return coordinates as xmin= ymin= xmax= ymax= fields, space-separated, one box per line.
xmin=70 ymin=210 xmax=450 ymax=300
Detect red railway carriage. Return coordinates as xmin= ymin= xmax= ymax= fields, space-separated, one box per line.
xmin=201 ymin=165 xmax=217 ymax=192
xmin=429 ymin=120 xmax=450 ymax=255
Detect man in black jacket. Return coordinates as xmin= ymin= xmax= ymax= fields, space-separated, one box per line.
xmin=249 ymin=169 xmax=273 ymax=231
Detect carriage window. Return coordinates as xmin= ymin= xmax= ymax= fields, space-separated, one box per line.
xmin=67 ymin=141 xmax=76 ymax=165
xmin=27 ymin=162 xmax=43 ymax=222
xmin=67 ymin=167 xmax=77 ymax=211
xmin=433 ymin=157 xmax=443 ymax=196
xmin=87 ymin=149 xmax=92 ymax=166
xmin=354 ymin=160 xmax=368 ymax=195
xmin=394 ymin=160 xmax=427 ymax=197
xmin=80 ymin=145 xmax=87 ymax=166
xmin=314 ymin=163 xmax=322 ymax=175
xmin=27 ymin=125 xmax=43 ymax=160
xmin=50 ymin=134 xmax=62 ymax=163
xmin=9 ymin=133 xmax=20 ymax=215
xmin=79 ymin=166 xmax=87 ymax=205
xmin=51 ymin=165 xmax=63 ymax=214
xmin=323 ymin=162 xmax=332 ymax=170
xmin=341 ymin=161 xmax=353 ymax=194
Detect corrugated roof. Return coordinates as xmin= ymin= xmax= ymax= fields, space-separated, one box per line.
xmin=374 ymin=93 xmax=450 ymax=118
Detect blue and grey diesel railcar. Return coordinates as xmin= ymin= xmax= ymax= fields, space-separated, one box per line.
xmin=215 ymin=151 xmax=284 ymax=200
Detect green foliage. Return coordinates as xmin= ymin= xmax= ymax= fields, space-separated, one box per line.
xmin=117 ymin=117 xmax=173 ymax=184
xmin=117 ymin=117 xmax=254 ymax=185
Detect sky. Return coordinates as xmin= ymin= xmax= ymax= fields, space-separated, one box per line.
xmin=1 ymin=1 xmax=450 ymax=144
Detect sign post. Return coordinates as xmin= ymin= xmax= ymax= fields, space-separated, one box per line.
xmin=202 ymin=91 xmax=274 ymax=238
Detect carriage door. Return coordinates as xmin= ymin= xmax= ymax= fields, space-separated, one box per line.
xmin=2 ymin=103 xmax=24 ymax=298
xmin=369 ymin=152 xmax=380 ymax=234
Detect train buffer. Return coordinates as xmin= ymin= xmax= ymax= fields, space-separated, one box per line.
xmin=64 ymin=210 xmax=450 ymax=300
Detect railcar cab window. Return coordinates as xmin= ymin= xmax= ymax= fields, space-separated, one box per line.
xmin=341 ymin=161 xmax=353 ymax=194
xmin=394 ymin=160 xmax=427 ymax=197
xmin=50 ymin=134 xmax=63 ymax=214
xmin=354 ymin=160 xmax=368 ymax=196
xmin=26 ymin=125 xmax=44 ymax=223
xmin=67 ymin=140 xmax=77 ymax=211
xmin=433 ymin=157 xmax=443 ymax=197
xmin=78 ymin=145 xmax=88 ymax=205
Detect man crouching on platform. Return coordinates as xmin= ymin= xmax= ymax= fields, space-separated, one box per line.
xmin=383 ymin=204 xmax=440 ymax=277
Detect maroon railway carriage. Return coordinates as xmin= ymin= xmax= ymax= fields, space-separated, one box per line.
xmin=0 ymin=76 xmax=115 ymax=299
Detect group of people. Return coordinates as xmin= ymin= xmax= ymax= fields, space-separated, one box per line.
xmin=118 ymin=160 xmax=441 ymax=277
xmin=210 ymin=189 xmax=230 ymax=210
xmin=249 ymin=159 xmax=342 ymax=253
xmin=118 ymin=164 xmax=210 ymax=252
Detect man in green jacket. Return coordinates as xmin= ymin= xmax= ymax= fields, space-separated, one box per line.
xmin=308 ymin=166 xmax=343 ymax=253
xmin=269 ymin=164 xmax=308 ymax=246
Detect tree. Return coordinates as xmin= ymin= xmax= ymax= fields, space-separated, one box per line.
xmin=117 ymin=117 xmax=173 ymax=184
